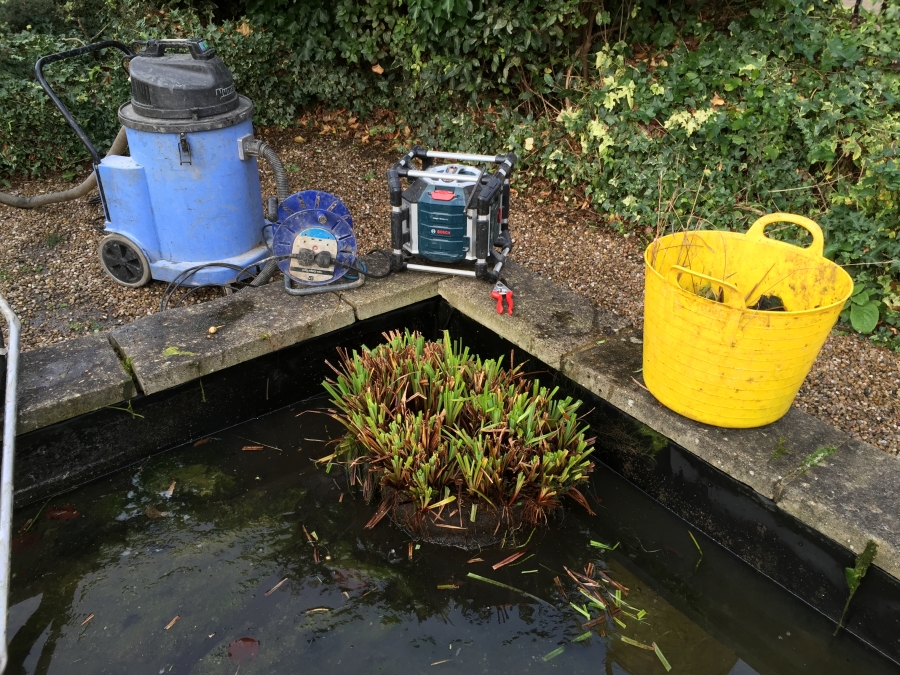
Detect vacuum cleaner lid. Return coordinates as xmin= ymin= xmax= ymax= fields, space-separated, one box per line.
xmin=128 ymin=38 xmax=240 ymax=120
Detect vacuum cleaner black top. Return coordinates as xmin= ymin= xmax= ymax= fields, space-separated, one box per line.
xmin=128 ymin=38 xmax=240 ymax=120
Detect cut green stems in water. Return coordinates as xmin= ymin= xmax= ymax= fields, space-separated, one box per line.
xmin=516 ymin=528 xmax=536 ymax=548
xmin=466 ymin=573 xmax=555 ymax=609
xmin=590 ymin=539 xmax=619 ymax=551
xmin=689 ymin=531 xmax=703 ymax=572
xmin=653 ymin=642 xmax=672 ymax=672
xmin=570 ymin=603 xmax=591 ymax=620
xmin=508 ymin=553 xmax=534 ymax=567
xmin=542 ymin=647 xmax=565 ymax=661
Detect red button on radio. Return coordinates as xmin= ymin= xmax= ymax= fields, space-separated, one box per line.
xmin=431 ymin=190 xmax=455 ymax=201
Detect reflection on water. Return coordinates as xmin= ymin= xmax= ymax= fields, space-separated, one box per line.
xmin=7 ymin=400 xmax=893 ymax=675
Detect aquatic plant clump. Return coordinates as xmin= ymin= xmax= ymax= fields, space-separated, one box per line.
xmin=322 ymin=330 xmax=596 ymax=546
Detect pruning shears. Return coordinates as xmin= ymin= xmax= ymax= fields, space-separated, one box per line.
xmin=491 ymin=281 xmax=514 ymax=315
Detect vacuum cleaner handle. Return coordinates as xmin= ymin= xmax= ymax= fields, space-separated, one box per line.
xmin=136 ymin=39 xmax=216 ymax=60
xmin=34 ymin=40 xmax=135 ymax=166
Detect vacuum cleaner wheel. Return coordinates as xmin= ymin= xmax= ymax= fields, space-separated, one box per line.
xmin=99 ymin=234 xmax=151 ymax=288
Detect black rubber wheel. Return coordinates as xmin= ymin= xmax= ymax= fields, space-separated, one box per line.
xmin=99 ymin=234 xmax=151 ymax=288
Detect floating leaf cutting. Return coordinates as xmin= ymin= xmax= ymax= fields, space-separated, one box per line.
xmin=590 ymin=539 xmax=619 ymax=551
xmin=653 ymin=642 xmax=672 ymax=672
xmin=542 ymin=647 xmax=565 ymax=661
xmin=466 ymin=572 xmax=554 ymax=609
xmin=322 ymin=330 xmax=596 ymax=545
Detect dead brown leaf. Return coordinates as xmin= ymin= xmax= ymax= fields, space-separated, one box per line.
xmin=492 ymin=551 xmax=526 ymax=570
xmin=144 ymin=506 xmax=167 ymax=519
xmin=265 ymin=578 xmax=288 ymax=597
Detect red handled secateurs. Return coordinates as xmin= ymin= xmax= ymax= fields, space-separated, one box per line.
xmin=491 ymin=281 xmax=514 ymax=315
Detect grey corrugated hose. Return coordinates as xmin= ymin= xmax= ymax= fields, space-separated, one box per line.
xmin=0 ymin=126 xmax=128 ymax=209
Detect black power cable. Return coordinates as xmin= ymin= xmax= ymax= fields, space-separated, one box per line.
xmin=170 ymin=284 xmax=233 ymax=310
xmin=159 ymin=262 xmax=249 ymax=312
xmin=158 ymin=250 xmax=398 ymax=312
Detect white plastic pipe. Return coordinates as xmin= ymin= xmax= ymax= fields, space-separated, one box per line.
xmin=405 ymin=170 xmax=481 ymax=183
xmin=406 ymin=263 xmax=476 ymax=277
xmin=0 ymin=295 xmax=19 ymax=675
xmin=424 ymin=151 xmax=504 ymax=163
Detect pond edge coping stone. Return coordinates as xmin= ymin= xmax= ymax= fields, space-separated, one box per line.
xmin=11 ymin=261 xmax=899 ymax=580
xmin=5 ymin=332 xmax=134 ymax=434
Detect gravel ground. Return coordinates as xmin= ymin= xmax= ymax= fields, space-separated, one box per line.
xmin=1 ymin=126 xmax=897 ymax=454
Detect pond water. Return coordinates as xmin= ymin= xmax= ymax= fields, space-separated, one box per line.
xmin=7 ymin=399 xmax=895 ymax=675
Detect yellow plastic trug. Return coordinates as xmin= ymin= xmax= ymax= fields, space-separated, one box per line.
xmin=642 ymin=213 xmax=853 ymax=428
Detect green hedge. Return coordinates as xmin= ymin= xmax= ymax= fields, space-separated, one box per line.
xmin=0 ymin=31 xmax=130 ymax=176
xmin=1 ymin=0 xmax=898 ymax=343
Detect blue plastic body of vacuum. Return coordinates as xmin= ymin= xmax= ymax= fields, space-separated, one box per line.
xmin=34 ymin=39 xmax=275 ymax=288
xmin=98 ymin=112 xmax=268 ymax=286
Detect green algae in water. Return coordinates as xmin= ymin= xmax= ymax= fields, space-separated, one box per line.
xmin=141 ymin=461 xmax=239 ymax=498
xmin=6 ymin=402 xmax=898 ymax=675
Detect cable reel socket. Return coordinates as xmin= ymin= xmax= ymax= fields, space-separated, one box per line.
xmin=271 ymin=190 xmax=361 ymax=290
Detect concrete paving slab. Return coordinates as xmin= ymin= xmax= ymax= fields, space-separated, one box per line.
xmin=12 ymin=333 xmax=134 ymax=434
xmin=438 ymin=260 xmax=628 ymax=370
xmin=341 ymin=264 xmax=445 ymax=320
xmin=778 ymin=438 xmax=900 ymax=579
xmin=563 ymin=332 xmax=857 ymax=498
xmin=109 ymin=282 xmax=355 ymax=395
xmin=560 ymin=330 xmax=780 ymax=498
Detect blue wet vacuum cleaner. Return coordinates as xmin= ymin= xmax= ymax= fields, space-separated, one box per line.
xmin=35 ymin=38 xmax=358 ymax=295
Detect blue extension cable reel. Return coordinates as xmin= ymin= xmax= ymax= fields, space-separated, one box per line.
xmin=273 ymin=190 xmax=365 ymax=295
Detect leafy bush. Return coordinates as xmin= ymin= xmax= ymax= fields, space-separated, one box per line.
xmin=322 ymin=331 xmax=595 ymax=531
xmin=0 ymin=30 xmax=130 ymax=177
xmin=0 ymin=0 xmax=64 ymax=34
xmin=544 ymin=1 xmax=900 ymax=338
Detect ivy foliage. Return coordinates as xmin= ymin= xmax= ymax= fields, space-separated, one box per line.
xmin=1 ymin=0 xmax=898 ymax=341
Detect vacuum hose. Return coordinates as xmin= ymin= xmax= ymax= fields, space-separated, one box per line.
xmin=248 ymin=259 xmax=280 ymax=287
xmin=241 ymin=138 xmax=291 ymax=203
xmin=240 ymin=137 xmax=292 ymax=287
xmin=0 ymin=126 xmax=129 ymax=209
